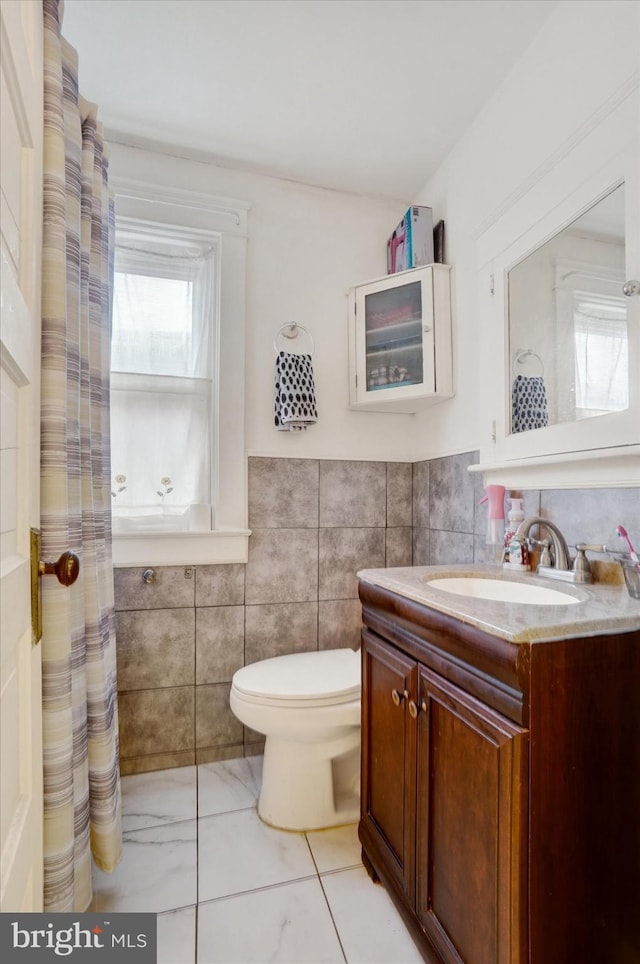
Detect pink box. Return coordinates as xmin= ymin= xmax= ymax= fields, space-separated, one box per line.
xmin=387 ymin=206 xmax=434 ymax=274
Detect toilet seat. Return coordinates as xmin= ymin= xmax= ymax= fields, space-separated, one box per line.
xmin=232 ymin=648 xmax=360 ymax=708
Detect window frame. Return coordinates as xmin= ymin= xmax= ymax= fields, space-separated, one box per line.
xmin=110 ymin=177 xmax=251 ymax=566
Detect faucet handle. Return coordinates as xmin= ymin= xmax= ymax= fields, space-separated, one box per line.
xmin=572 ymin=543 xmax=609 ymax=576
xmin=528 ymin=536 xmax=552 ymax=567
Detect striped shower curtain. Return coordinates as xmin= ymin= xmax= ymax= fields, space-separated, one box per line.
xmin=41 ymin=0 xmax=122 ymax=911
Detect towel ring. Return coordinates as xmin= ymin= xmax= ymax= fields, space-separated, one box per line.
xmin=273 ymin=323 xmax=315 ymax=356
xmin=513 ymin=348 xmax=544 ymax=377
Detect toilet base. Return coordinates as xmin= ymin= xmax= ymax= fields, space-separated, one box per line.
xmin=257 ymin=728 xmax=360 ymax=831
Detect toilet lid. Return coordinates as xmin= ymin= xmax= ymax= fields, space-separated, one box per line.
xmin=232 ymin=648 xmax=361 ymax=704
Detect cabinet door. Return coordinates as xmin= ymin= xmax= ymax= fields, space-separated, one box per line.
xmin=360 ymin=630 xmax=418 ymax=902
xmin=416 ymin=666 xmax=528 ymax=964
xmin=360 ymin=273 xmax=429 ymax=396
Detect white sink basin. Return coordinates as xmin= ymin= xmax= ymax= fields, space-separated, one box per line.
xmin=425 ymin=577 xmax=580 ymax=606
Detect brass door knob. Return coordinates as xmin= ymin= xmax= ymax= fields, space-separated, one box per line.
xmin=408 ymin=700 xmax=418 ymax=719
xmin=39 ymin=551 xmax=80 ymax=587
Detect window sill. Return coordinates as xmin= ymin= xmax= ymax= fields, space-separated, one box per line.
xmin=112 ymin=528 xmax=251 ymax=567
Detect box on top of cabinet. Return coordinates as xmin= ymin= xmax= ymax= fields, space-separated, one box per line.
xmin=387 ymin=206 xmax=434 ymax=274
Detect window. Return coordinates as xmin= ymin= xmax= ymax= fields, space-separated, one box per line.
xmin=111 ymin=224 xmax=217 ymax=533
xmin=110 ymin=177 xmax=250 ymax=566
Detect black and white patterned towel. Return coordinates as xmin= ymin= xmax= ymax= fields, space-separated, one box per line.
xmin=274 ymin=351 xmax=318 ymax=431
xmin=511 ymin=375 xmax=549 ymax=433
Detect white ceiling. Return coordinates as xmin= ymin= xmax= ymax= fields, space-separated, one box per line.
xmin=63 ymin=0 xmax=558 ymax=200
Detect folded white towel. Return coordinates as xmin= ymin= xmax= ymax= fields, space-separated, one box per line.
xmin=274 ymin=351 xmax=318 ymax=432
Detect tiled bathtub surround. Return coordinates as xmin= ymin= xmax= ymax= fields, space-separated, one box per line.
xmin=114 ymin=453 xmax=639 ymax=774
xmin=114 ymin=458 xmax=412 ymax=774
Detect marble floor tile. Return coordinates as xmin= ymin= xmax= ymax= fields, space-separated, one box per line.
xmin=306 ymin=823 xmax=362 ymax=874
xmin=121 ymin=765 xmax=197 ymax=832
xmin=198 ymin=808 xmax=316 ymax=902
xmin=197 ymin=879 xmax=345 ymax=963
xmin=90 ymin=764 xmax=429 ymax=962
xmin=91 ymin=819 xmax=197 ymax=914
xmin=157 ymin=905 xmax=196 ymax=964
xmin=320 ymin=866 xmax=424 ymax=964
xmin=197 ymin=755 xmax=262 ymax=818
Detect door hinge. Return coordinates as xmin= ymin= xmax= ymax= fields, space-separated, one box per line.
xmin=489 ymin=272 xmax=495 ymax=296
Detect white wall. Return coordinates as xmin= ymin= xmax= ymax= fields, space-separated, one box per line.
xmin=108 ymin=141 xmax=415 ymax=462
xmin=108 ymin=1 xmax=638 ymax=468
xmin=411 ymin=0 xmax=640 ymax=461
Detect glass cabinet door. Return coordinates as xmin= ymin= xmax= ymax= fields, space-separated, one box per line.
xmin=364 ymin=280 xmax=423 ymax=393
xmin=349 ymin=264 xmax=452 ymax=413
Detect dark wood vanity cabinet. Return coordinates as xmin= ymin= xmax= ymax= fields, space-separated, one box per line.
xmin=358 ymin=581 xmax=640 ymax=964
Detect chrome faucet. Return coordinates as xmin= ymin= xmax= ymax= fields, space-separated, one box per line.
xmin=514 ymin=516 xmax=572 ymax=578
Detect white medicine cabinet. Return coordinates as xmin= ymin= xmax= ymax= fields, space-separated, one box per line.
xmin=347 ymin=264 xmax=453 ymax=413
xmin=475 ymin=90 xmax=639 ymax=487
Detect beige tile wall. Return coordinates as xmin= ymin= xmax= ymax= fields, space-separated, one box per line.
xmin=412 ymin=451 xmax=639 ymax=568
xmin=115 ymin=452 xmax=639 ymax=775
xmin=115 ymin=457 xmax=412 ymax=774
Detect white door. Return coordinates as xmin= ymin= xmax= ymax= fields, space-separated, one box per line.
xmin=0 ymin=0 xmax=44 ymax=911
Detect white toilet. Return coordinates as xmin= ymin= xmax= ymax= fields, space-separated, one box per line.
xmin=230 ymin=648 xmax=361 ymax=831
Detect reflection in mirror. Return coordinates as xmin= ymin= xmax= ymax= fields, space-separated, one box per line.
xmin=508 ymin=184 xmax=627 ymax=434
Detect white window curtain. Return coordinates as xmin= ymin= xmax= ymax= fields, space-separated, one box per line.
xmin=574 ymin=294 xmax=628 ymax=417
xmin=110 ymin=233 xmax=215 ymax=532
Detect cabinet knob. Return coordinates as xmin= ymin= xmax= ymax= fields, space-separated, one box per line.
xmin=407 ymin=700 xmax=428 ymax=719
xmin=391 ymin=688 xmax=409 ymax=707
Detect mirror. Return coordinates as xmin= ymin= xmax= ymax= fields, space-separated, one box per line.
xmin=507 ymin=184 xmax=628 ymax=434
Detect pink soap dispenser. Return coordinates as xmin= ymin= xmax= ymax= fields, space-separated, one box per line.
xmin=479 ymin=485 xmax=505 ymax=566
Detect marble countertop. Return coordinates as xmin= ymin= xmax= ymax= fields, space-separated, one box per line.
xmin=357 ymin=564 xmax=640 ymax=644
